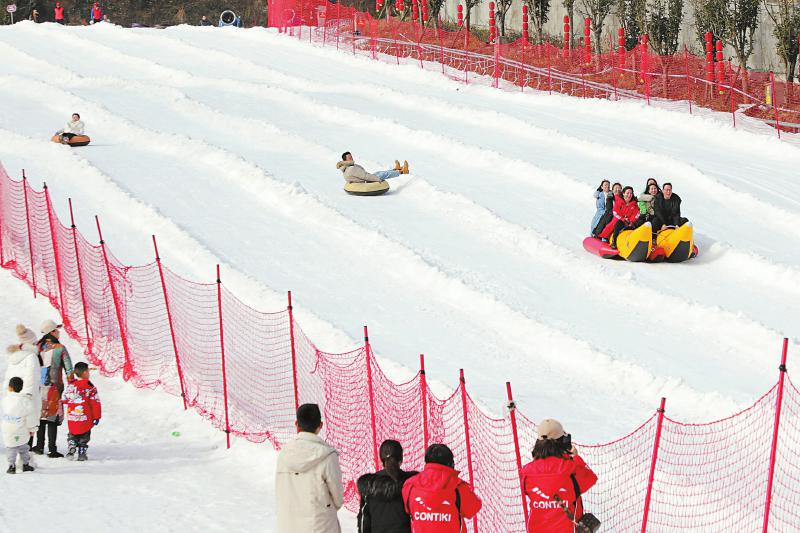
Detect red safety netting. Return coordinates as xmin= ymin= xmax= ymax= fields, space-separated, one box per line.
xmin=268 ymin=0 xmax=800 ymax=137
xmin=0 ymin=164 xmax=798 ymax=531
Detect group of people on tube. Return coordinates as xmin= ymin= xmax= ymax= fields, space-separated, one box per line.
xmin=591 ymin=178 xmax=688 ymax=248
xmin=275 ymin=403 xmax=597 ymax=532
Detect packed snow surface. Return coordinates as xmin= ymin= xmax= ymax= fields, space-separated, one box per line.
xmin=0 ymin=21 xmax=798 ymax=450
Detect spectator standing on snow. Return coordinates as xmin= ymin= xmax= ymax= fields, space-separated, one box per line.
xmin=402 ymin=443 xmax=482 ymax=532
xmin=29 ymin=9 xmax=40 ymax=22
xmin=31 ymin=320 xmax=73 ymax=458
xmin=89 ymin=2 xmax=102 ymax=24
xmin=653 ymin=183 xmax=688 ymax=231
xmin=337 ymin=152 xmax=409 ymax=183
xmin=62 ymin=362 xmax=101 ymax=461
xmin=5 ymin=325 xmax=41 ymax=449
xmin=357 ymin=439 xmax=418 ymax=533
xmin=200 ymin=15 xmax=212 ymax=26
xmin=275 ymin=403 xmax=344 ymax=533
xmin=3 ymin=377 xmax=35 ymax=474
xmin=54 ymin=2 xmax=65 ymax=23
xmin=55 ymin=113 xmax=85 ymax=144
xmin=520 ymin=419 xmax=597 ymax=533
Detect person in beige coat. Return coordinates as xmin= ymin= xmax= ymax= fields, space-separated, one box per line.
xmin=336 ymin=152 xmax=409 ymax=183
xmin=276 ymin=403 xmax=344 ymax=533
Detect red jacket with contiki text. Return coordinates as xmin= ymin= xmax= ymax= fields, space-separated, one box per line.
xmin=402 ymin=463 xmax=482 ymax=533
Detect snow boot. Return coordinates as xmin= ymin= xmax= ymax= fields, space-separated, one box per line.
xmin=6 ymin=465 xmax=15 ymax=474
xmin=77 ymin=447 xmax=88 ymax=462
xmin=401 ymin=160 xmax=409 ymax=174
xmin=66 ymin=445 xmax=76 ymax=460
xmin=394 ymin=160 xmax=402 ymax=171
xmin=22 ymin=464 xmax=34 ymax=473
xmin=48 ymin=451 xmax=64 ymax=458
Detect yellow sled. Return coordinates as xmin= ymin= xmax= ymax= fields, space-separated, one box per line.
xmin=656 ymin=222 xmax=694 ymax=263
xmin=616 ymin=222 xmax=653 ymax=262
xmin=344 ymin=181 xmax=389 ymax=196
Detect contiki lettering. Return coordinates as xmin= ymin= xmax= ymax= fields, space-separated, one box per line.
xmin=413 ymin=512 xmax=453 ymax=522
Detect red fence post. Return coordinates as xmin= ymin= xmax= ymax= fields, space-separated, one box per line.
xmin=152 ymin=235 xmax=188 ymax=410
xmin=521 ymin=4 xmax=528 ymax=91
xmin=364 ymin=325 xmax=380 ymax=471
xmin=419 ymin=354 xmax=430 ymax=451
xmin=641 ymin=397 xmax=666 ymax=533
xmin=287 ymin=290 xmax=300 ymax=412
xmin=507 ymin=381 xmax=529 ymax=526
xmin=43 ymin=183 xmax=65 ymax=316
xmin=68 ymin=199 xmax=91 ymax=351
xmin=95 ymin=216 xmax=133 ymax=380
xmin=729 ymin=59 xmax=736 ymax=127
xmin=770 ymin=71 xmax=781 ymax=139
xmin=336 ymin=0 xmax=341 ymax=50
xmin=762 ymin=338 xmax=789 ymax=533
xmin=459 ymin=369 xmax=478 ymax=533
xmin=21 ymin=171 xmax=37 ymax=298
xmin=216 ymin=264 xmax=232 ymax=449
xmin=547 ymin=37 xmax=552 ymax=94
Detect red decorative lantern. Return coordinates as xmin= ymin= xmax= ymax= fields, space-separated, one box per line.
xmin=457 ymin=4 xmax=463 ymax=27
xmin=522 ymin=4 xmax=529 ymax=41
xmin=563 ymin=15 xmax=570 ymax=51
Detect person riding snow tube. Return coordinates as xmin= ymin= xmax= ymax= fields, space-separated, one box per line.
xmin=52 ymin=113 xmax=91 ymax=147
xmin=337 ymin=152 xmax=408 ymax=196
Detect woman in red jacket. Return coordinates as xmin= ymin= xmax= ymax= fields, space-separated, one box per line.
xmin=520 ymin=419 xmax=597 ymax=533
xmin=598 ymin=186 xmax=642 ymax=248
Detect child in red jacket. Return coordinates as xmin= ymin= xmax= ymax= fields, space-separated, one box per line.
xmin=62 ymin=362 xmax=101 ymax=461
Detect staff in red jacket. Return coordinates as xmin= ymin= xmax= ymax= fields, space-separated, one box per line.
xmin=90 ymin=2 xmax=102 ymax=24
xmin=54 ymin=2 xmax=65 ymax=23
xmin=402 ymin=444 xmax=482 ymax=532
xmin=598 ymin=186 xmax=642 ymax=247
xmin=62 ymin=362 xmax=102 ymax=461
xmin=520 ymin=419 xmax=598 ymax=533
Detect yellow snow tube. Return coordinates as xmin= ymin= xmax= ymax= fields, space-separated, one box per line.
xmin=656 ymin=222 xmax=694 ymax=262
xmin=344 ymin=181 xmax=390 ymax=196
xmin=616 ymin=222 xmax=653 ymax=262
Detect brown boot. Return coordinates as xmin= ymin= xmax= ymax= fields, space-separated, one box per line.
xmin=401 ymin=160 xmax=409 ymax=174
xmin=394 ymin=160 xmax=402 ymax=171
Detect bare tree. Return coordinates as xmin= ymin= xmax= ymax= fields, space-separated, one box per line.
xmin=647 ymin=0 xmax=683 ymax=55
xmin=523 ymin=0 xmax=551 ymax=42
xmin=495 ymin=0 xmax=513 ymax=36
xmin=763 ymin=0 xmax=800 ymax=81
xmin=464 ymin=0 xmax=482 ymax=30
xmin=579 ymin=0 xmax=615 ymax=52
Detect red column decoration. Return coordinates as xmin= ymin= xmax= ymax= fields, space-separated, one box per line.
xmin=562 ymin=15 xmax=570 ymax=57
xmin=618 ymin=27 xmax=625 ymax=68
xmin=641 ymin=397 xmax=667 ymax=533
xmin=704 ymin=31 xmax=714 ymax=85
xmin=762 ymin=338 xmax=789 ymax=533
xmin=583 ymin=17 xmax=591 ymax=64
xmin=457 ymin=3 xmax=463 ymax=27
xmin=95 ymin=216 xmax=133 ymax=380
xmin=488 ymin=2 xmax=495 ymax=44
xmin=216 ymin=264 xmax=232 ymax=449
xmin=715 ymin=40 xmax=725 ymax=93
xmin=152 ymin=235 xmax=188 ymax=410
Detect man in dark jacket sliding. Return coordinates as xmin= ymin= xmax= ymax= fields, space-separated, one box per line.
xmin=653 ymin=182 xmax=688 ymax=230
xmin=357 ymin=440 xmax=418 ymax=533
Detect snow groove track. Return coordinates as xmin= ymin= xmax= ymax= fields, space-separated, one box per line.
xmin=1 ymin=24 xmax=799 ymax=434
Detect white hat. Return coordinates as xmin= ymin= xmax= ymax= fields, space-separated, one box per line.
xmin=40 ymin=320 xmax=62 ymax=335
xmin=15 ymin=324 xmax=37 ymax=344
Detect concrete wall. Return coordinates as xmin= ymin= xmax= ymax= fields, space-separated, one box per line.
xmin=438 ymin=0 xmax=788 ymax=74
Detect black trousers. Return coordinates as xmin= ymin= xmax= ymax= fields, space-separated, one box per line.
xmin=68 ymin=430 xmax=91 ymax=449
xmin=652 ymin=216 xmax=689 ymax=232
xmin=611 ymin=218 xmax=645 ymax=245
xmin=35 ymin=421 xmax=59 ymax=453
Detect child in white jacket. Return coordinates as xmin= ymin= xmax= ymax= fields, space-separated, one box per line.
xmin=3 ymin=377 xmax=35 ymax=474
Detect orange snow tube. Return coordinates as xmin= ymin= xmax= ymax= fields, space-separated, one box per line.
xmin=51 ymin=134 xmax=91 ymax=147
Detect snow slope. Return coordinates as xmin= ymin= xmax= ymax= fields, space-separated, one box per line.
xmin=0 ymin=22 xmax=797 ymax=445
xmin=0 ymin=267 xmax=358 ymax=532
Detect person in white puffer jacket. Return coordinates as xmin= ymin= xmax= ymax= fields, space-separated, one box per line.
xmin=5 ymin=325 xmax=41 ymax=446
xmin=3 ymin=377 xmax=35 ymax=474
xmin=55 ymin=113 xmax=85 ymax=143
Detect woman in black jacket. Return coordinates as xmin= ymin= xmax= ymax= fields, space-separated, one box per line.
xmin=357 ymin=440 xmax=418 ymax=533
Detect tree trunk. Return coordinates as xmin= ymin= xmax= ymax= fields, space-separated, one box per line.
xmin=593 ymin=26 xmax=602 ymax=54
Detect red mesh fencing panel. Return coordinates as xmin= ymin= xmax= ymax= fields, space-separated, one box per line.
xmin=1 ymin=163 xmax=798 ymax=531
xmin=267 ymin=1 xmax=800 ymax=137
